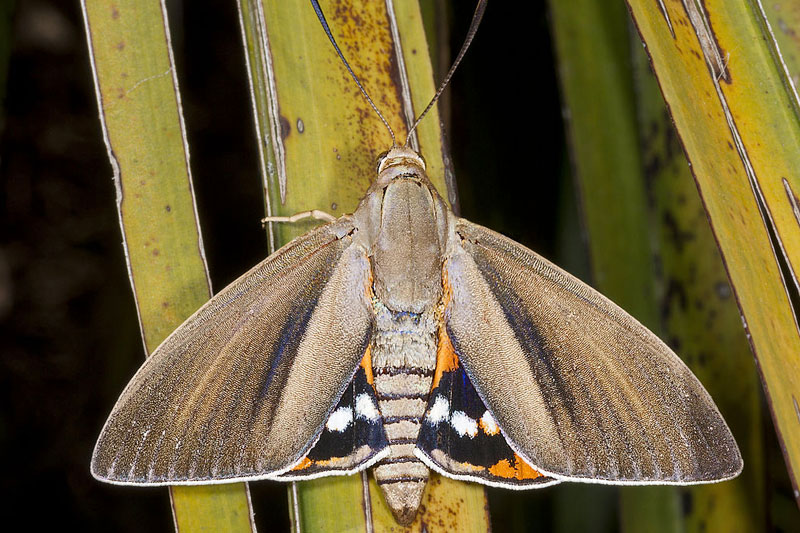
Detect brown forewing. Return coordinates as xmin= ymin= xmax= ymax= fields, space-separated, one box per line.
xmin=445 ymin=219 xmax=742 ymax=484
xmin=92 ymin=217 xmax=375 ymax=484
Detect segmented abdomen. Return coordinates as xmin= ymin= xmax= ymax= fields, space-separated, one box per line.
xmin=371 ymin=303 xmax=437 ymax=517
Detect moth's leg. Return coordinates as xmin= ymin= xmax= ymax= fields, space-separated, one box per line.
xmin=261 ymin=209 xmax=337 ymax=226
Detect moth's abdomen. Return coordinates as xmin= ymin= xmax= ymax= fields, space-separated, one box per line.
xmin=371 ymin=302 xmax=437 ymax=525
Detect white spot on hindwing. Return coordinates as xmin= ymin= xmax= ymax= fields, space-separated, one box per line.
xmin=326 ymin=406 xmax=354 ymax=432
xmin=427 ymin=396 xmax=450 ymax=424
xmin=425 ymin=396 xmax=480 ymax=438
xmin=451 ymin=410 xmax=478 ymax=438
xmin=480 ymin=410 xmax=499 ymax=434
xmin=355 ymin=393 xmax=380 ymax=421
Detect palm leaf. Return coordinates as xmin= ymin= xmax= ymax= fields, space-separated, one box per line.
xmin=627 ymin=0 xmax=800 ymax=508
xmin=81 ymin=1 xmax=255 ymax=530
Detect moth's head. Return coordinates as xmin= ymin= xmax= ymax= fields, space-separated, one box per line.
xmin=377 ymin=146 xmax=426 ymax=176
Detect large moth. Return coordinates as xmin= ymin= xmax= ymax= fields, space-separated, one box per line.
xmin=92 ymin=0 xmax=742 ymax=526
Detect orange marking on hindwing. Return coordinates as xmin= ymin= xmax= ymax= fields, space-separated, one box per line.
xmin=290 ymin=455 xmax=341 ymax=472
xmin=432 ymin=263 xmax=459 ymax=390
xmin=440 ymin=260 xmax=453 ymax=309
xmin=488 ymin=459 xmax=514 ymax=478
xmin=361 ymin=255 xmax=375 ymax=388
xmin=365 ymin=255 xmax=376 ymax=300
xmin=433 ymin=322 xmax=459 ymax=390
xmin=360 ymin=346 xmax=374 ymax=385
xmin=514 ymin=453 xmax=544 ymax=480
xmin=488 ymin=454 xmax=544 ymax=480
xmin=290 ymin=456 xmax=313 ymax=472
xmin=453 ymin=460 xmax=485 ymax=473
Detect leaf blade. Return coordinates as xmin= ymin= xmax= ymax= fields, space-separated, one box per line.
xmin=82 ymin=1 xmax=255 ymax=530
xmin=627 ymin=0 xmax=800 ymax=504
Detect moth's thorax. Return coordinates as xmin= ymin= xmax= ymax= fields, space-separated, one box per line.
xmin=352 ymin=148 xmax=447 ymax=314
xmin=371 ymin=178 xmax=443 ymax=312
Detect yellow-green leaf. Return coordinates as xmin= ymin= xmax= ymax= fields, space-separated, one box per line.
xmin=82 ymin=1 xmax=255 ymax=530
xmin=631 ymin=25 xmax=764 ymax=531
xmin=627 ymin=0 xmax=800 ymax=502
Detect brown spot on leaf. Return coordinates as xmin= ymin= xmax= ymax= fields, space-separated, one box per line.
xmin=279 ymin=115 xmax=290 ymax=141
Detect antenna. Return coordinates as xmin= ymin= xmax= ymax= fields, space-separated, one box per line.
xmin=310 ymin=0 xmax=397 ymax=146
xmin=405 ymin=0 xmax=487 ymax=145
xmin=311 ymin=0 xmax=487 ymax=148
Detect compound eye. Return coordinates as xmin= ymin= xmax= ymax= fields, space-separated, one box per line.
xmin=375 ymin=150 xmax=390 ymax=173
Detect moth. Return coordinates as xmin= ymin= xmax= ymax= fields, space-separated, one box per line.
xmin=92 ymin=0 xmax=742 ymax=526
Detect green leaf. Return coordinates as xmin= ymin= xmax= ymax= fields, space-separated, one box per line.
xmin=82 ymin=1 xmax=255 ymax=530
xmin=627 ymin=0 xmax=800 ymax=505
xmin=631 ymin=23 xmax=765 ymax=531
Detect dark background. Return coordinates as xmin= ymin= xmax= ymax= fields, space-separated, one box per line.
xmin=0 ymin=1 xmax=566 ymax=531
